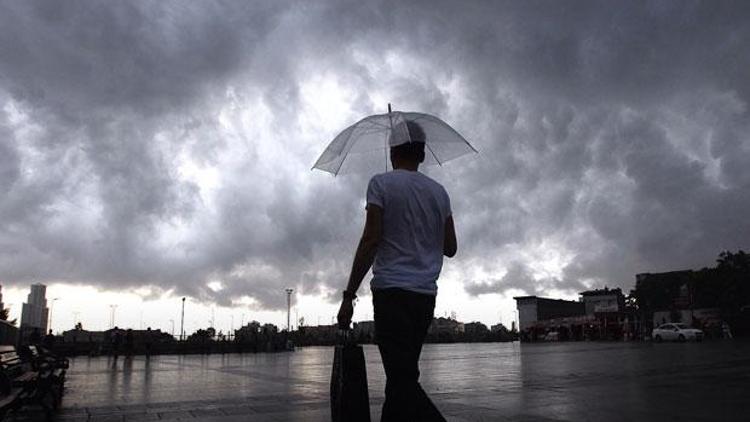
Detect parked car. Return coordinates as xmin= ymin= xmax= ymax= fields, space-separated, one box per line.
xmin=652 ymin=323 xmax=703 ymax=342
xmin=543 ymin=331 xmax=559 ymax=341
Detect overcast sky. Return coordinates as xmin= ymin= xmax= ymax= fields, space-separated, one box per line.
xmin=1 ymin=1 xmax=749 ymax=331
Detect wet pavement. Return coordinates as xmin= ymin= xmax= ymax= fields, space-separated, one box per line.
xmin=10 ymin=340 xmax=750 ymax=421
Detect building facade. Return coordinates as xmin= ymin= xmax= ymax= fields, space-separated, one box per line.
xmin=20 ymin=284 xmax=49 ymax=334
xmin=580 ymin=288 xmax=626 ymax=315
xmin=514 ymin=296 xmax=585 ymax=331
xmin=428 ymin=317 xmax=465 ymax=335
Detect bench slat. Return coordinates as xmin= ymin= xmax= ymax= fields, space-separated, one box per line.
xmin=0 ymin=387 xmax=22 ymax=408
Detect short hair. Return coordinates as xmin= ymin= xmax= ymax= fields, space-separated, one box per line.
xmin=390 ymin=120 xmax=426 ymax=163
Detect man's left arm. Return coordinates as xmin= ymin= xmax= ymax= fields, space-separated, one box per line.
xmin=337 ymin=204 xmax=383 ymax=328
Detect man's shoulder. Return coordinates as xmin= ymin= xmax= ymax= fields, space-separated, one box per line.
xmin=415 ymin=172 xmax=449 ymax=197
xmin=417 ymin=172 xmax=444 ymax=187
xmin=371 ymin=171 xmax=448 ymax=196
xmin=369 ymin=171 xmax=389 ymax=182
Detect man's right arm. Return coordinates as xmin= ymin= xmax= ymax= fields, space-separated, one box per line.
xmin=444 ymin=215 xmax=457 ymax=257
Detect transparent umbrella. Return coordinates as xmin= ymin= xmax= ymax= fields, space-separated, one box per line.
xmin=312 ymin=105 xmax=477 ymax=176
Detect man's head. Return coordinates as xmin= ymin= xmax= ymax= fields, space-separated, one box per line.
xmin=389 ymin=120 xmax=426 ymax=168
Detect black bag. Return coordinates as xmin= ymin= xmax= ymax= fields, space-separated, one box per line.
xmin=330 ymin=331 xmax=371 ymax=422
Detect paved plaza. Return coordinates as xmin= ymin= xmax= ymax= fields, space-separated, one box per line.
xmin=9 ymin=340 xmax=750 ymax=421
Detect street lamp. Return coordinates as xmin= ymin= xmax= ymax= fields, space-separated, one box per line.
xmin=180 ymin=297 xmax=185 ymax=341
xmin=109 ymin=304 xmax=118 ymax=329
xmin=180 ymin=297 xmax=186 ymax=341
xmin=285 ymin=288 xmax=293 ymax=332
xmin=48 ymin=298 xmax=59 ymax=334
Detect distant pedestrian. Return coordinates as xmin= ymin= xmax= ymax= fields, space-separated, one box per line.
xmin=145 ymin=327 xmax=153 ymax=357
xmin=29 ymin=327 xmax=41 ymax=345
xmin=125 ymin=329 xmax=134 ymax=356
xmin=43 ymin=329 xmax=55 ymax=350
xmin=722 ymin=321 xmax=733 ymax=339
xmin=337 ymin=120 xmax=455 ymax=422
xmin=111 ymin=327 xmax=122 ymax=358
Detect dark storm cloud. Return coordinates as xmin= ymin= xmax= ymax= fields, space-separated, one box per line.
xmin=1 ymin=0 xmax=749 ymax=308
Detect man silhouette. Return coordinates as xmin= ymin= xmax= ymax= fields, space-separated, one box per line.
xmin=338 ymin=120 xmax=456 ymax=422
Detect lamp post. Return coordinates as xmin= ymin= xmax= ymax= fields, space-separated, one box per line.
xmin=48 ymin=298 xmax=59 ymax=334
xmin=109 ymin=304 xmax=118 ymax=329
xmin=180 ymin=297 xmax=186 ymax=341
xmin=285 ymin=288 xmax=293 ymax=332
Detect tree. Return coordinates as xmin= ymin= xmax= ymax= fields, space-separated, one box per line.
xmin=0 ymin=307 xmax=17 ymax=326
xmin=717 ymin=250 xmax=750 ymax=272
xmin=714 ymin=250 xmax=750 ymax=321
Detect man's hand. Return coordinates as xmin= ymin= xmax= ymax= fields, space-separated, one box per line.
xmin=337 ymin=299 xmax=354 ymax=329
xmin=338 ymin=205 xmax=381 ymax=330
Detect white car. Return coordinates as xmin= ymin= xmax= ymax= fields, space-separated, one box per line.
xmin=543 ymin=331 xmax=559 ymax=341
xmin=652 ymin=323 xmax=704 ymax=342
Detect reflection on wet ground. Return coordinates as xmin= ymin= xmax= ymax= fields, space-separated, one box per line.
xmin=16 ymin=341 xmax=750 ymax=421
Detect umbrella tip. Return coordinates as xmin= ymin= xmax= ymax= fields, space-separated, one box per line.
xmin=388 ymin=103 xmax=392 ymax=114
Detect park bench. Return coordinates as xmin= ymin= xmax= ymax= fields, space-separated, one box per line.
xmin=0 ymin=345 xmax=60 ymax=420
xmin=27 ymin=346 xmax=68 ymax=386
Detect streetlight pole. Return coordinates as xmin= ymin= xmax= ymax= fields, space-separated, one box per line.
xmin=180 ymin=297 xmax=186 ymax=341
xmin=109 ymin=304 xmax=118 ymax=329
xmin=48 ymin=298 xmax=59 ymax=334
xmin=285 ymin=288 xmax=293 ymax=332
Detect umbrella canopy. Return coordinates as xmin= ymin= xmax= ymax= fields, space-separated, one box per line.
xmin=312 ymin=110 xmax=477 ymax=175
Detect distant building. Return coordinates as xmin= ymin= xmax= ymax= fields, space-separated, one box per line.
xmin=635 ymin=270 xmax=725 ymax=333
xmin=580 ymin=288 xmax=626 ymax=315
xmin=296 ymin=324 xmax=337 ymax=345
xmin=353 ymin=320 xmax=375 ymax=341
xmin=0 ymin=320 xmax=18 ymax=346
xmin=234 ymin=321 xmax=262 ymax=342
xmin=299 ymin=324 xmax=334 ymax=335
xmin=429 ymin=317 xmax=464 ymax=335
xmin=514 ymin=296 xmax=585 ymax=331
xmin=0 ymin=285 xmax=5 ymax=313
xmin=21 ymin=284 xmax=49 ymax=334
xmin=62 ymin=328 xmax=107 ymax=344
xmin=63 ymin=327 xmax=172 ymax=344
xmin=463 ymin=322 xmax=489 ymax=337
xmin=261 ymin=323 xmax=278 ymax=334
xmin=634 ymin=270 xmax=694 ymax=311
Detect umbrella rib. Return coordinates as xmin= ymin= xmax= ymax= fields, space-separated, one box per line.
xmin=334 ymin=124 xmax=361 ymax=176
xmin=356 ymin=126 xmax=389 ymax=136
xmin=419 ymin=114 xmax=479 ymax=153
xmin=367 ymin=120 xmax=392 ymax=129
xmin=425 ymin=142 xmax=442 ymax=166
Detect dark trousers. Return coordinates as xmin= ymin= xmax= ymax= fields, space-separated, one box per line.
xmin=373 ymin=288 xmax=446 ymax=422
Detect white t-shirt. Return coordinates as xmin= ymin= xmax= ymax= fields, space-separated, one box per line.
xmin=366 ymin=169 xmax=452 ymax=295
